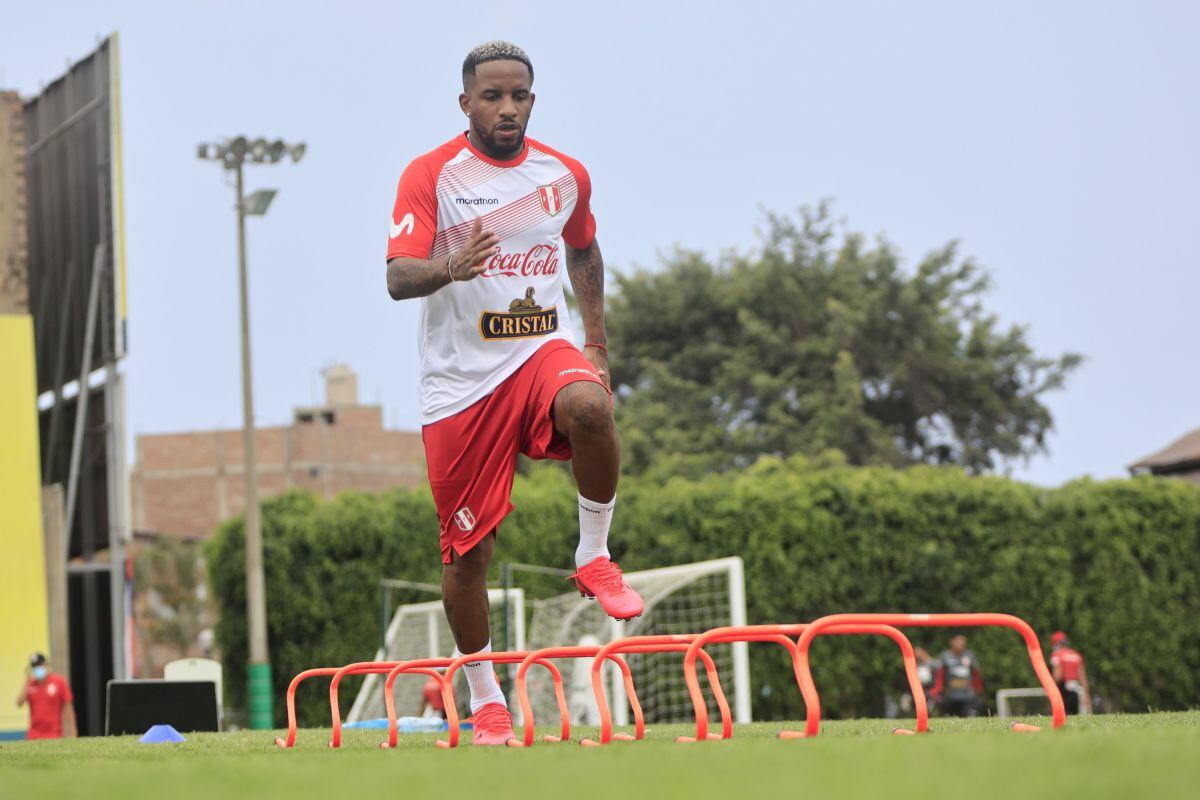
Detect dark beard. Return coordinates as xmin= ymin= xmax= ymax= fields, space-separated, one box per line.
xmin=472 ymin=121 xmax=524 ymax=160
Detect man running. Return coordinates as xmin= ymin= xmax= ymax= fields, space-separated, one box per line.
xmin=385 ymin=41 xmax=643 ymax=746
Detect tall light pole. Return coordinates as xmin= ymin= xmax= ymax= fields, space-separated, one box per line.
xmin=197 ymin=136 xmax=305 ymax=730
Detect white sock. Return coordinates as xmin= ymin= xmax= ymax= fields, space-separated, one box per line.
xmin=454 ymin=641 xmax=506 ymax=714
xmin=576 ymin=492 xmax=615 ymax=567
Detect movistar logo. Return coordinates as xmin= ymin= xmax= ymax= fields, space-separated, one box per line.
xmin=390 ymin=212 xmax=415 ymax=239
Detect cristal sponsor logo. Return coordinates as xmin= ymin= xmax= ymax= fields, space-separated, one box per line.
xmin=482 ymin=243 xmax=560 ymax=278
xmin=453 ymin=507 xmax=476 ymax=532
xmin=479 ymin=287 xmax=559 ymax=340
xmin=455 ymin=197 xmax=499 ymax=206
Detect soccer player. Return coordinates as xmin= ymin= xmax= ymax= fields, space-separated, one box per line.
xmin=1050 ymin=630 xmax=1091 ymax=714
xmin=385 ymin=41 xmax=644 ymax=746
xmin=417 ymin=677 xmax=447 ymax=720
xmin=930 ymin=634 xmax=985 ymax=717
xmin=15 ymin=653 xmax=76 ymax=739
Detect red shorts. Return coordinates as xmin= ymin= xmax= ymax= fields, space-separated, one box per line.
xmin=422 ymin=339 xmax=608 ymax=564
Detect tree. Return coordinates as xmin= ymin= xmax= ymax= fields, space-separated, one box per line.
xmin=132 ymin=536 xmax=213 ymax=676
xmin=608 ymin=203 xmax=1082 ymax=477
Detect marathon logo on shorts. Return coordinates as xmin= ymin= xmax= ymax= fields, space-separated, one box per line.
xmin=479 ymin=287 xmax=559 ymax=341
xmin=454 ymin=507 xmax=476 ymax=532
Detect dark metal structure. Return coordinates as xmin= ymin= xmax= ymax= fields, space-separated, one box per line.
xmin=23 ymin=34 xmax=129 ymax=736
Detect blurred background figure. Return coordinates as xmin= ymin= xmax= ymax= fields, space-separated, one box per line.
xmin=897 ymin=646 xmax=938 ymax=716
xmin=15 ymin=653 xmax=76 ymax=739
xmin=931 ymin=634 xmax=984 ymax=717
xmin=418 ymin=676 xmax=447 ymax=720
xmin=915 ymin=647 xmax=937 ymax=706
xmin=1050 ymin=631 xmax=1091 ymax=715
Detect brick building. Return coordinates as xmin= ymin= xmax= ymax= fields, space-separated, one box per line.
xmin=0 ymin=90 xmax=28 ymax=314
xmin=131 ymin=366 xmax=426 ymax=537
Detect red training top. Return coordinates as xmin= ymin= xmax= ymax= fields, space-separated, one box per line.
xmin=422 ymin=679 xmax=445 ymax=712
xmin=26 ymin=673 xmax=73 ymax=739
xmin=1051 ymin=647 xmax=1085 ymax=682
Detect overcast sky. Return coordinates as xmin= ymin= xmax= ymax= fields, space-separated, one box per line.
xmin=3 ymin=0 xmax=1197 ymax=485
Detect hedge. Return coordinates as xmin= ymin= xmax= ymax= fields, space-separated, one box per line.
xmin=207 ymin=457 xmax=1200 ymax=726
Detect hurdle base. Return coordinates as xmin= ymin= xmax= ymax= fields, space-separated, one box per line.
xmin=1010 ymin=722 xmax=1042 ymax=733
xmin=777 ymin=730 xmax=809 ymax=739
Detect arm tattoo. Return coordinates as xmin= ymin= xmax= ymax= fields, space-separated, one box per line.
xmin=566 ymin=239 xmax=606 ymax=345
xmin=386 ymin=256 xmax=451 ymax=300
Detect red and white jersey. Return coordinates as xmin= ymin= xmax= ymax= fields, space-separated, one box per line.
xmin=387 ymin=132 xmax=596 ymax=424
xmin=1051 ymin=647 xmax=1085 ymax=682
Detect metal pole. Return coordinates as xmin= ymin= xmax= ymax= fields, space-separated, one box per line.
xmin=381 ymin=585 xmax=391 ymax=656
xmin=500 ymin=563 xmax=512 ymax=697
xmin=236 ymin=160 xmax=273 ymax=729
xmin=63 ymin=245 xmax=105 ymax=553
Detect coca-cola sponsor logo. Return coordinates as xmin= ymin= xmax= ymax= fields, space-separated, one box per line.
xmin=482 ymin=243 xmax=560 ymax=278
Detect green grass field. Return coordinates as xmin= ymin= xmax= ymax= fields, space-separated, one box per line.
xmin=3 ymin=713 xmax=1198 ymax=800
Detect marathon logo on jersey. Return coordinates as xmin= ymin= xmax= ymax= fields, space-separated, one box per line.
xmin=453 ymin=507 xmax=476 ymax=532
xmin=455 ymin=196 xmax=499 ymax=206
xmin=482 ymin=243 xmax=560 ymax=278
xmin=479 ymin=288 xmax=559 ymax=340
xmin=538 ymin=185 xmax=562 ymax=217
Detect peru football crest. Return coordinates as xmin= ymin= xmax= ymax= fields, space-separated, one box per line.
xmin=453 ymin=507 xmax=476 ymax=532
xmin=538 ymin=185 xmax=562 ymax=216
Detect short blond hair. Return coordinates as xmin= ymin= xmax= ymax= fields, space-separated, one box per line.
xmin=462 ymin=41 xmax=533 ymax=88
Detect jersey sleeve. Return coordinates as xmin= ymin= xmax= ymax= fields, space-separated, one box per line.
xmin=386 ymin=158 xmax=440 ymax=261
xmin=562 ymin=160 xmax=597 ymax=250
xmin=58 ymin=676 xmax=74 ymax=703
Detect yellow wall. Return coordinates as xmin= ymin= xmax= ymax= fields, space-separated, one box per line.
xmin=0 ymin=314 xmax=49 ymax=734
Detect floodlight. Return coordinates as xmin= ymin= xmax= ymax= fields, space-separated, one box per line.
xmin=230 ymin=136 xmax=248 ymax=159
xmin=243 ymin=189 xmax=277 ymax=216
xmin=250 ymin=138 xmax=268 ymax=161
xmin=288 ymin=142 xmax=307 ymax=163
xmin=268 ymin=140 xmax=286 ymax=162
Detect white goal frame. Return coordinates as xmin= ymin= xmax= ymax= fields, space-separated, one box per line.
xmin=996 ymin=686 xmax=1088 ymax=717
xmin=525 ymin=556 xmax=751 ymax=726
xmin=346 ymin=587 xmax=525 ymax=724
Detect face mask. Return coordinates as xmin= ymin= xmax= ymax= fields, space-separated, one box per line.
xmin=32 ymin=666 xmax=47 ymax=681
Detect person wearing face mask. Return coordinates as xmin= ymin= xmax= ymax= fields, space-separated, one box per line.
xmin=15 ymin=653 xmax=76 ymax=739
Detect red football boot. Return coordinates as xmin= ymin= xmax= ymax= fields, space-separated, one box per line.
xmin=571 ymin=557 xmax=644 ymax=621
xmin=472 ymin=702 xmax=518 ymax=747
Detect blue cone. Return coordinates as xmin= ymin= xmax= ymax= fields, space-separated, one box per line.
xmin=139 ymin=724 xmax=186 ymax=743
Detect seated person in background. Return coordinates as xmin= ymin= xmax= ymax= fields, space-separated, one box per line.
xmin=930 ymin=634 xmax=984 ymax=717
xmin=418 ymin=677 xmax=447 ymax=720
xmin=1050 ymin=630 xmax=1091 ymax=714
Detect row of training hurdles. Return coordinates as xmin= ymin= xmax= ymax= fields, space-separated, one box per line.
xmin=274 ymin=612 xmax=1067 ymax=750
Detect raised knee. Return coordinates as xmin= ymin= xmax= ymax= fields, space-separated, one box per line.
xmin=564 ymin=385 xmax=614 ymax=438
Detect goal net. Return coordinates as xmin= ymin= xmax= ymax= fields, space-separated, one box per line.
xmin=521 ymin=556 xmax=750 ymax=728
xmin=345 ymin=588 xmax=525 ymax=724
xmin=347 ymin=557 xmax=750 ymax=729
